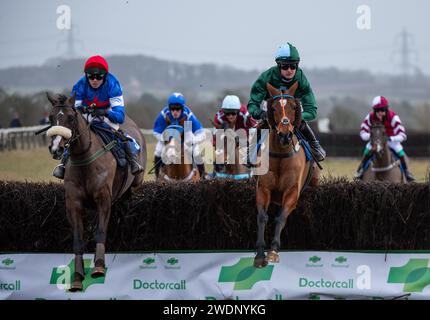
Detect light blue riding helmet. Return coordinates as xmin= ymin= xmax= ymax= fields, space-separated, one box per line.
xmin=275 ymin=43 xmax=300 ymax=63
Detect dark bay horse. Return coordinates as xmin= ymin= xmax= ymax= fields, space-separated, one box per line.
xmin=212 ymin=121 xmax=252 ymax=180
xmin=46 ymin=93 xmax=146 ymax=291
xmin=362 ymin=123 xmax=404 ymax=182
xmin=254 ymin=82 xmax=320 ymax=268
xmin=158 ymin=124 xmax=200 ymax=182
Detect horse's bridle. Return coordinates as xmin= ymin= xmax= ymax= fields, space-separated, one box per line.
xmin=267 ymin=93 xmax=297 ymax=148
xmin=53 ymin=105 xmax=92 ymax=156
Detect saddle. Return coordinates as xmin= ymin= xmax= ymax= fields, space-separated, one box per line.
xmin=363 ymin=148 xmax=403 ymax=173
xmin=89 ymin=121 xmax=128 ymax=168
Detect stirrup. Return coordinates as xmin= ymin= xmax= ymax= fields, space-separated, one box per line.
xmin=405 ymin=171 xmax=416 ymax=182
xmin=130 ymin=162 xmax=144 ymax=175
xmin=52 ymin=164 xmax=65 ymax=179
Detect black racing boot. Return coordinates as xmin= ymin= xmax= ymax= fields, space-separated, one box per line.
xmin=126 ymin=144 xmax=144 ymax=175
xmin=52 ymin=152 xmax=69 ymax=179
xmin=154 ymin=156 xmax=162 ymax=179
xmin=299 ymin=121 xmax=326 ymax=162
xmin=354 ymin=152 xmax=374 ymax=180
xmin=399 ymin=156 xmax=415 ymax=182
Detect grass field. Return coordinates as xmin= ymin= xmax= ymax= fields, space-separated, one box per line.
xmin=0 ymin=145 xmax=429 ymax=183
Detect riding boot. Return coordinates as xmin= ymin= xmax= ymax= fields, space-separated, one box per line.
xmin=399 ymin=156 xmax=415 ymax=182
xmin=355 ymin=152 xmax=374 ymax=180
xmin=299 ymin=121 xmax=326 ymax=162
xmin=197 ymin=164 xmax=206 ymax=179
xmin=125 ymin=143 xmax=144 ymax=175
xmin=154 ymin=156 xmax=162 ymax=179
xmin=52 ymin=150 xmax=69 ymax=179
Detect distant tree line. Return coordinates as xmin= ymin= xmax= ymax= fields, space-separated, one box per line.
xmin=0 ymin=87 xmax=429 ymax=133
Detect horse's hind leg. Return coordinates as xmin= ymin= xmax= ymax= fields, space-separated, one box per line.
xmin=91 ymin=190 xmax=112 ymax=278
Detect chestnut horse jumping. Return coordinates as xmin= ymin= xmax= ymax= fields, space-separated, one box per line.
xmin=46 ymin=93 xmax=146 ymax=291
xmin=254 ymin=83 xmax=320 ymax=268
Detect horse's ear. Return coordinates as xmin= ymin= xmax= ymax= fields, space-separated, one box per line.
xmin=288 ymin=82 xmax=299 ymax=96
xmin=266 ymin=83 xmax=279 ymax=97
xmin=46 ymin=92 xmax=57 ymax=106
xmin=67 ymin=92 xmax=76 ymax=107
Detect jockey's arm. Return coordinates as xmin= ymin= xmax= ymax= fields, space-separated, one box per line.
xmin=153 ymin=112 xmax=167 ymax=141
xmin=247 ymin=76 xmax=267 ymax=120
xmin=390 ymin=132 xmax=407 ymax=143
xmin=297 ymin=75 xmax=317 ymax=122
xmin=360 ymin=115 xmax=371 ymax=141
xmin=107 ymin=96 xmax=125 ymax=124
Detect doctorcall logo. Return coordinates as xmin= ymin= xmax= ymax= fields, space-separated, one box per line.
xmin=133 ymin=279 xmax=186 ymax=290
xmin=159 ymin=121 xmax=269 ymax=175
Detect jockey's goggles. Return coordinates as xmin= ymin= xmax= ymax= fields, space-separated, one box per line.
xmin=278 ymin=63 xmax=297 ymax=71
xmin=86 ymin=73 xmax=105 ymax=81
xmin=374 ymin=108 xmax=388 ymax=113
xmin=169 ymin=104 xmax=183 ymax=111
xmin=224 ymin=110 xmax=238 ymax=116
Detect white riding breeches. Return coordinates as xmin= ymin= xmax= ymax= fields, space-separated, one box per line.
xmin=365 ymin=141 xmax=403 ymax=154
xmin=154 ymin=140 xmax=201 ymax=158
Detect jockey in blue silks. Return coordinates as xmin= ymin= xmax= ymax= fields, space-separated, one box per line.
xmin=153 ymin=92 xmax=207 ymax=179
xmin=52 ymin=55 xmax=144 ymax=179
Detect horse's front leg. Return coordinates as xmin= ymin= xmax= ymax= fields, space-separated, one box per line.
xmin=91 ymin=187 xmax=112 ymax=278
xmin=254 ymin=184 xmax=270 ymax=268
xmin=66 ymin=196 xmax=85 ymax=292
xmin=267 ymin=186 xmax=299 ymax=264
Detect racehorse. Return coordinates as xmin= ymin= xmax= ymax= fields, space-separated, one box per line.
xmin=158 ymin=124 xmax=200 ymax=182
xmin=212 ymin=121 xmax=252 ymax=180
xmin=254 ymin=82 xmax=320 ymax=268
xmin=46 ymin=93 xmax=146 ymax=291
xmin=362 ymin=123 xmax=404 ymax=182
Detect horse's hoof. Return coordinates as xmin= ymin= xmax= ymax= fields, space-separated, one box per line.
xmin=91 ymin=266 xmax=105 ymax=278
xmin=254 ymin=256 xmax=268 ymax=268
xmin=266 ymin=250 xmax=280 ymax=263
xmin=69 ymin=281 xmax=83 ymax=292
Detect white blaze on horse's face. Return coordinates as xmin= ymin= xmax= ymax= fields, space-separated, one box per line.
xmin=56 ymin=110 xmax=64 ymax=126
xmin=280 ymin=98 xmax=287 ymax=108
xmin=375 ymin=140 xmax=383 ymax=153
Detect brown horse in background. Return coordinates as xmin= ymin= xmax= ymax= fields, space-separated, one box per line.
xmin=362 ymin=123 xmax=405 ymax=182
xmin=254 ymin=83 xmax=320 ymax=268
xmin=158 ymin=124 xmax=200 ymax=182
xmin=46 ymin=93 xmax=146 ymax=291
xmin=212 ymin=120 xmax=252 ymax=180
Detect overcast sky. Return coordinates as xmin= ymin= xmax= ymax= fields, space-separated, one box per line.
xmin=1 ymin=0 xmax=429 ymax=74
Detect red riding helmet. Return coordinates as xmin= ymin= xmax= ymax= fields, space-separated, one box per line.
xmin=372 ymin=96 xmax=389 ymax=111
xmin=84 ymin=55 xmax=109 ymax=74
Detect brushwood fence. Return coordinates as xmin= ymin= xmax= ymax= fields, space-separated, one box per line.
xmin=0 ymin=180 xmax=429 ymax=253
